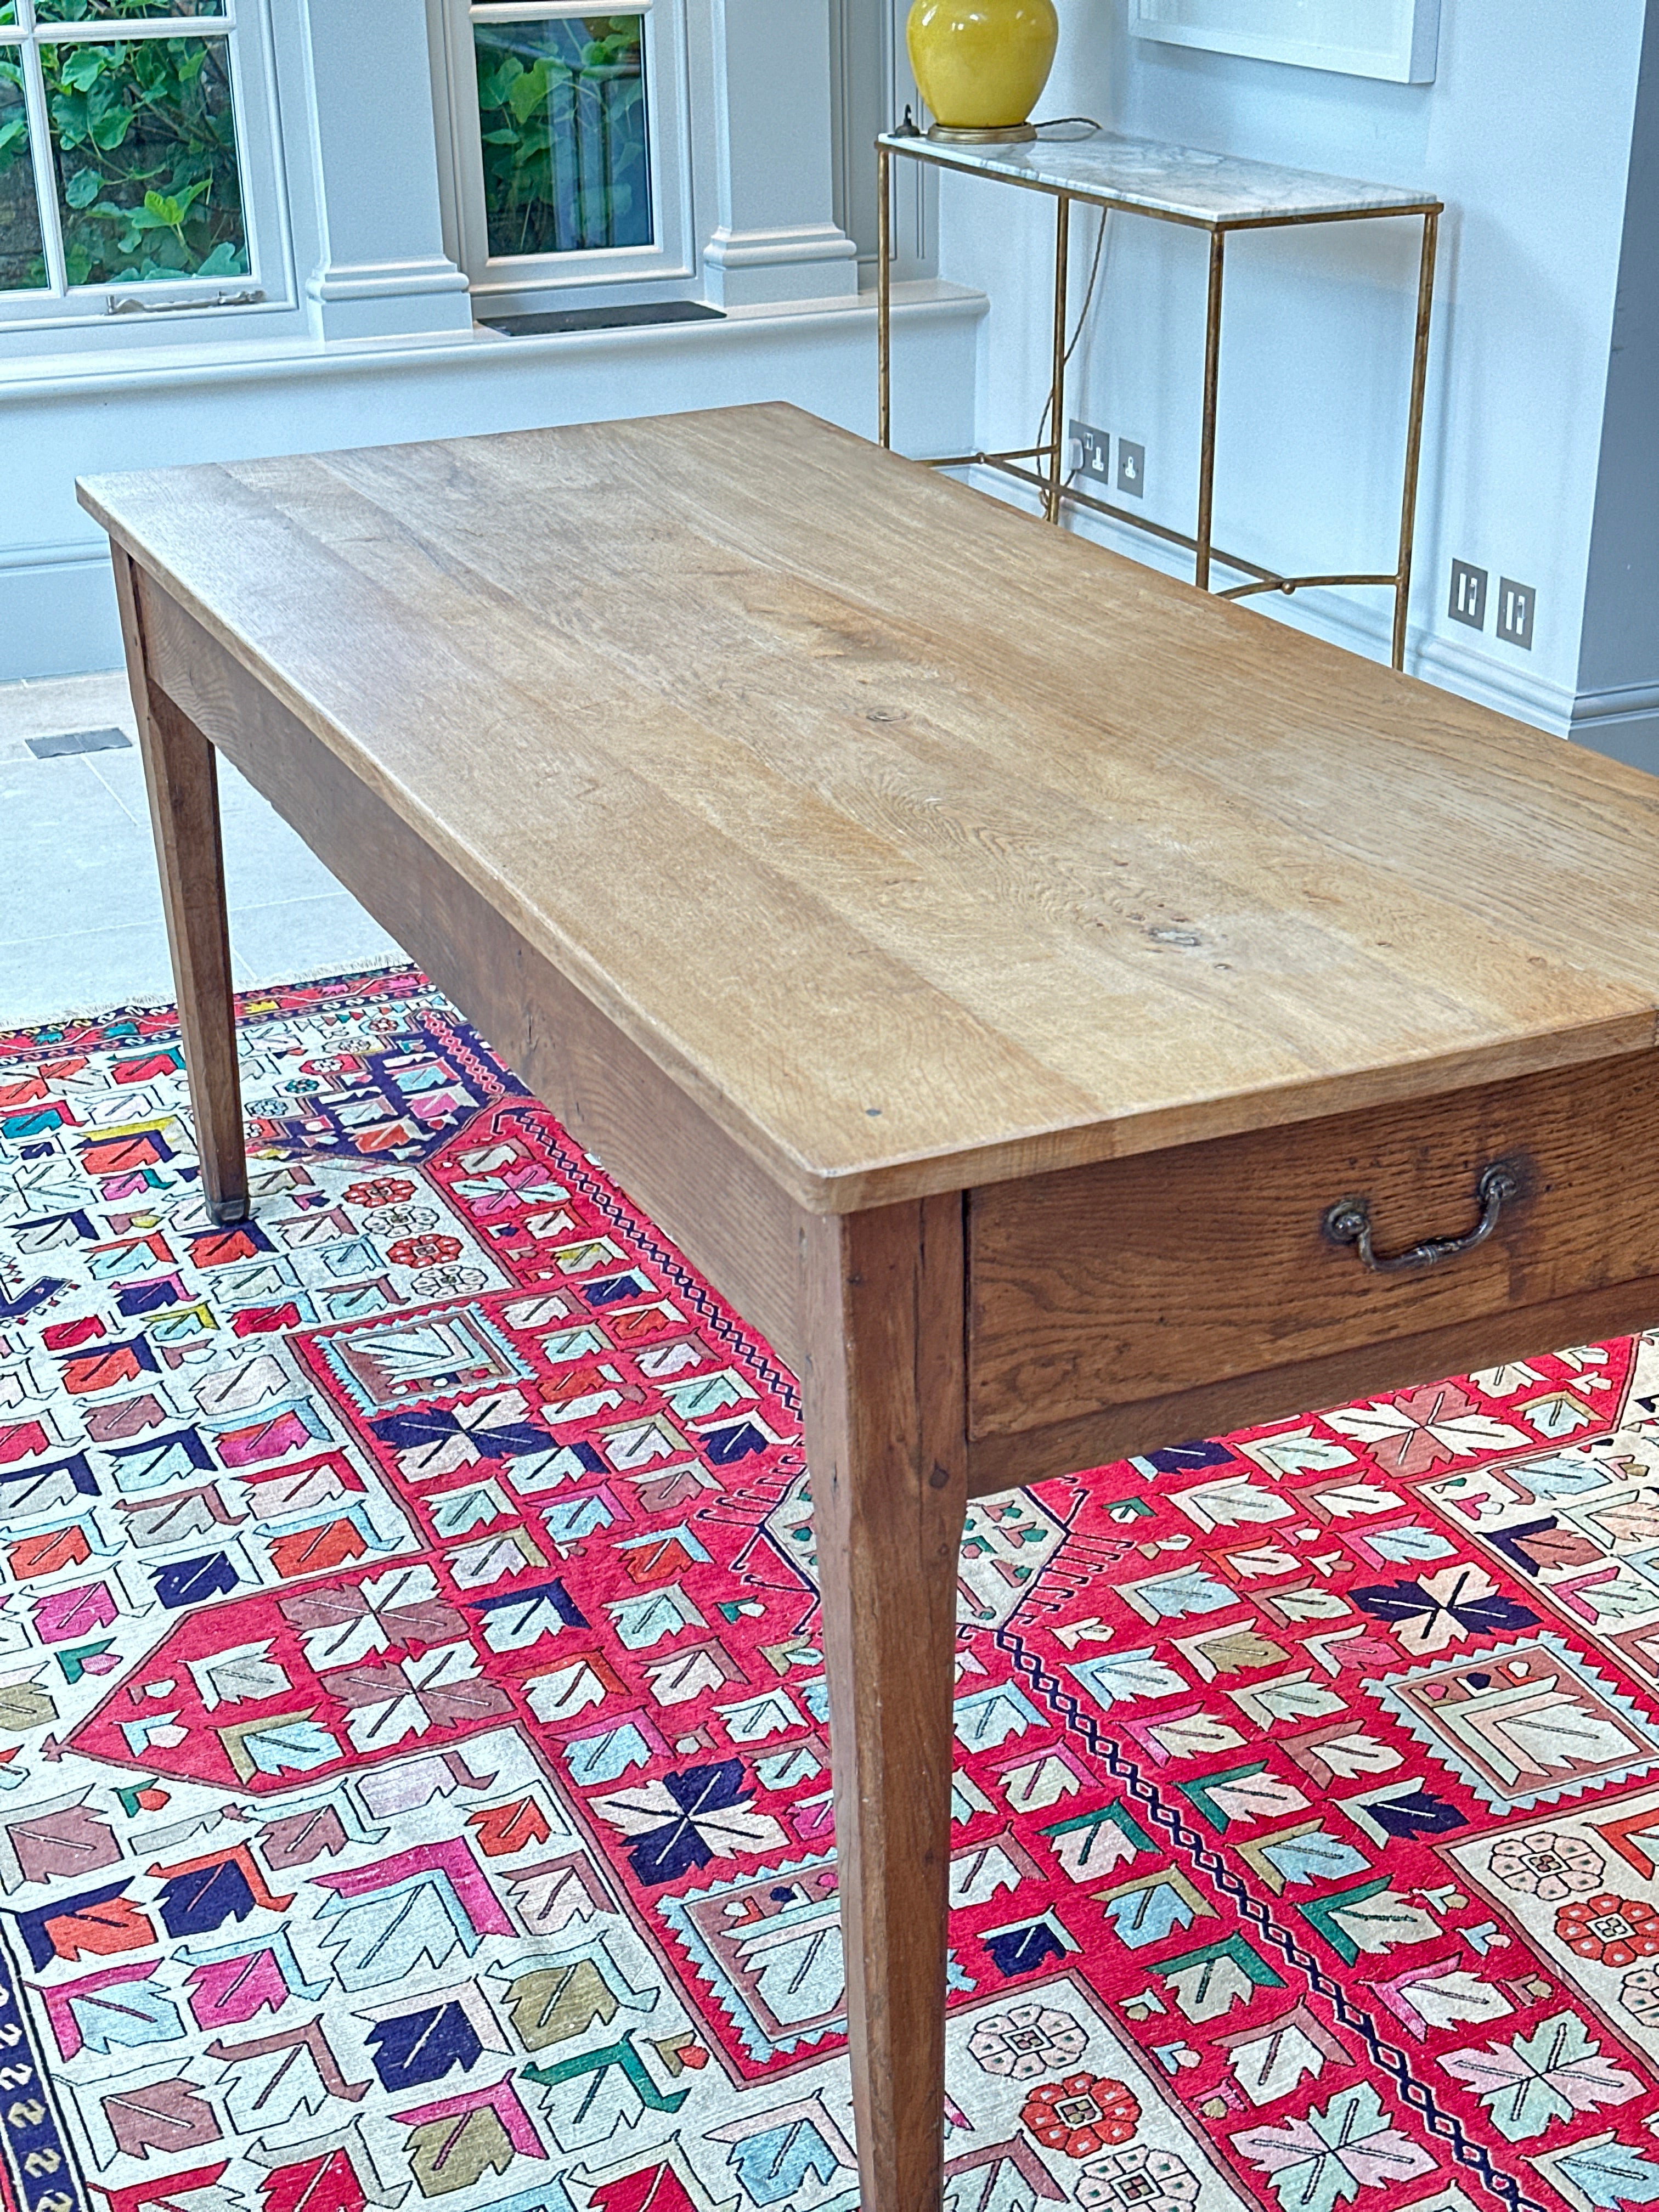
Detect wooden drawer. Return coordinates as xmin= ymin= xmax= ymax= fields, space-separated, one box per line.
xmin=967 ymin=1048 xmax=1659 ymax=1472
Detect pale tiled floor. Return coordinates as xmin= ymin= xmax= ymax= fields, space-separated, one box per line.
xmin=0 ymin=670 xmax=408 ymax=1029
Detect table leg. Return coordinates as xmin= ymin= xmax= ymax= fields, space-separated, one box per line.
xmin=111 ymin=549 xmax=250 ymax=1226
xmin=1046 ymin=194 xmax=1070 ymax=523
xmin=878 ymin=140 xmax=893 ymax=450
xmin=1195 ymin=227 xmax=1227 ymax=591
xmin=1392 ymin=207 xmax=1440 ymax=672
xmin=803 ymin=1194 xmax=968 ymax=2212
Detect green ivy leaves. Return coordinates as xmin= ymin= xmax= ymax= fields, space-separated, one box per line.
xmin=507 ymin=58 xmax=560 ymax=125
xmin=0 ymin=57 xmax=43 ymax=289
xmin=42 ymin=34 xmax=246 ymax=286
xmin=473 ymin=16 xmax=650 ymax=261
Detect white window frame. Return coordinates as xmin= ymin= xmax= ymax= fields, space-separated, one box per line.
xmin=830 ymin=0 xmax=934 ymax=286
xmin=0 ymin=0 xmax=293 ymax=336
xmin=430 ymin=0 xmax=695 ymax=319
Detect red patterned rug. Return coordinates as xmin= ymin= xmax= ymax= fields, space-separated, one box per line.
xmin=1 ymin=964 xmax=1657 ymax=2212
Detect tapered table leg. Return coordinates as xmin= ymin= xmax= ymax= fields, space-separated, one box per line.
xmin=112 ymin=548 xmax=250 ymax=1226
xmin=803 ymin=1194 xmax=968 ymax=2212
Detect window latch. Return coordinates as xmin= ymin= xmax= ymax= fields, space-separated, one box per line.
xmin=105 ymin=289 xmax=266 ymax=317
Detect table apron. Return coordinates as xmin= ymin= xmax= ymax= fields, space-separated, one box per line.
xmin=965 ymin=1047 xmax=1659 ymax=1492
xmin=963 ymin=1271 xmax=1659 ymax=1494
xmin=132 ymin=565 xmax=810 ymax=1375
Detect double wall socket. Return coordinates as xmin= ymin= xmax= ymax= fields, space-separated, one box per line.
xmin=1069 ymin=420 xmax=1146 ymax=499
xmin=1449 ymin=557 xmax=1536 ymax=650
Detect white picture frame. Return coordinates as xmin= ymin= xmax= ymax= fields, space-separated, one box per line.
xmin=1129 ymin=0 xmax=1440 ymax=85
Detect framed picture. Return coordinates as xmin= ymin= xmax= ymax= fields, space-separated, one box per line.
xmin=1129 ymin=0 xmax=1440 ymax=84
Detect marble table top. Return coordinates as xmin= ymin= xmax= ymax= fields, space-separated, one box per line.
xmin=877 ymin=128 xmax=1435 ymax=224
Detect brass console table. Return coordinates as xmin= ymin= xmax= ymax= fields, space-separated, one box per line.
xmin=877 ymin=127 xmax=1442 ymax=669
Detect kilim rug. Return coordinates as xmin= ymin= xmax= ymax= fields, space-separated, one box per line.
xmin=1 ymin=964 xmax=1658 ymax=2212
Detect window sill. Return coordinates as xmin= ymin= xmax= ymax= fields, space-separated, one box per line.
xmin=0 ymin=280 xmax=985 ymax=403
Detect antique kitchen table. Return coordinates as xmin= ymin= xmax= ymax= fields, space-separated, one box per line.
xmin=81 ymin=406 xmax=1659 ymax=2212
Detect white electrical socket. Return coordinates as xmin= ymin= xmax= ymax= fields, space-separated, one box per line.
xmin=1068 ymin=419 xmax=1110 ymax=483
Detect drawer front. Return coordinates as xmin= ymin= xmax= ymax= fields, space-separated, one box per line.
xmin=969 ymin=1048 xmax=1659 ymax=1441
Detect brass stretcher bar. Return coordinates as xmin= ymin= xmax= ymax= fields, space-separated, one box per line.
xmin=877 ymin=126 xmax=1443 ymax=670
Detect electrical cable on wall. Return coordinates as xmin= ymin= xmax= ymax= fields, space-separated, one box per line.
xmin=888 ymin=107 xmax=1108 ymax=504
xmin=1035 ymin=202 xmax=1110 ymax=483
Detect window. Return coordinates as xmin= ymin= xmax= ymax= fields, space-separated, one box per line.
xmin=432 ymin=0 xmax=693 ymax=318
xmin=0 ymin=0 xmax=284 ymax=329
xmin=475 ymin=14 xmax=650 ymax=257
xmin=829 ymin=0 xmax=935 ymax=286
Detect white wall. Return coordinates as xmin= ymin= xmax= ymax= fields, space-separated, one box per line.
xmin=3 ymin=294 xmax=978 ymax=681
xmin=2 ymin=0 xmax=980 ymax=684
xmin=931 ymin=0 xmax=1651 ymax=757
xmin=1577 ymin=0 xmax=1659 ymax=769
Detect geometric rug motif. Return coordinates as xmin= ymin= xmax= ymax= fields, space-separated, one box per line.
xmin=2 ymin=968 xmax=1659 ymax=2212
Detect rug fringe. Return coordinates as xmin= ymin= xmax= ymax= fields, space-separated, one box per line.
xmin=1 ymin=958 xmax=425 ymax=1041
xmin=237 ymin=955 xmax=424 ymax=1001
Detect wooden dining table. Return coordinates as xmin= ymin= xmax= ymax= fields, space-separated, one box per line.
xmin=80 ymin=404 xmax=1659 ymax=2212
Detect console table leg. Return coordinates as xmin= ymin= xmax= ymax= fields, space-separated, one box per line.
xmin=1393 ymin=207 xmax=1440 ymax=672
xmin=878 ymin=140 xmax=893 ymax=451
xmin=1195 ymin=227 xmax=1227 ymax=591
xmin=111 ymin=547 xmax=251 ymax=1227
xmin=804 ymin=1195 xmax=968 ymax=2212
xmin=1046 ymin=194 xmax=1071 ymax=522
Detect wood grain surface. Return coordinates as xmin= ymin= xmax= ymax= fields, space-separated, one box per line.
xmin=964 ymin=1271 xmax=1659 ymax=1496
xmin=969 ymin=1047 xmax=1659 ymax=1439
xmin=803 ymin=1195 xmax=967 ymax=2212
xmin=79 ymin=404 xmax=1659 ymax=1212
xmin=134 ymin=569 xmax=810 ymax=1372
xmin=113 ymin=547 xmax=251 ymax=1226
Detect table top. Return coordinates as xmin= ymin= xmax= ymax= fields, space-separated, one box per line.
xmin=81 ymin=404 xmax=1659 ymax=1213
xmin=878 ymin=127 xmax=1436 ymax=226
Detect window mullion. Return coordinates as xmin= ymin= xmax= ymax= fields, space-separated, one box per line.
xmin=16 ymin=29 xmax=67 ymax=295
xmin=39 ymin=16 xmax=233 ymax=41
xmin=470 ymin=3 xmax=653 ymax=19
xmin=444 ymin=0 xmax=489 ymax=281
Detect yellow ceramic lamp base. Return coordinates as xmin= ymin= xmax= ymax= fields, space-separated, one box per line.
xmin=907 ymin=0 xmax=1059 ymax=140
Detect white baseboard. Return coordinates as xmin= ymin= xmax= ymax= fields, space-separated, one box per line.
xmin=1 ymin=540 xmax=121 ymax=680
xmin=1 ymin=282 xmax=988 ymax=683
xmin=990 ymin=475 xmax=1659 ymax=780
xmin=1566 ymin=691 xmax=1659 ymax=775
xmin=1295 ymin=583 xmax=1659 ymax=777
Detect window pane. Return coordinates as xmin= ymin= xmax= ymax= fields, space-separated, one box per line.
xmin=0 ymin=54 xmax=47 ymax=289
xmin=43 ymin=36 xmax=247 ymax=284
xmin=37 ymin=2 xmax=228 ymax=19
xmin=475 ymin=15 xmax=652 ymax=258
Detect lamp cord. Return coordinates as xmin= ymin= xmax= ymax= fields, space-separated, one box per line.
xmin=1035 ymin=201 xmax=1109 ymax=469
xmin=887 ymin=108 xmax=1107 ymax=493
xmin=890 ymin=110 xmax=1101 ymax=137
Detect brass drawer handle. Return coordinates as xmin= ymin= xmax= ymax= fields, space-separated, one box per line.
xmin=1324 ymin=1161 xmax=1522 ymax=1275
